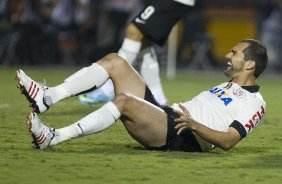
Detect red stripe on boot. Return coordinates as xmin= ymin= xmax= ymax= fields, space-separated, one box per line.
xmin=32 ymin=87 xmax=40 ymax=99
xmin=29 ymin=84 xmax=37 ymax=98
xmin=27 ymin=81 xmax=34 ymax=94
xmin=37 ymin=133 xmax=44 ymax=142
xmin=38 ymin=136 xmax=47 ymax=144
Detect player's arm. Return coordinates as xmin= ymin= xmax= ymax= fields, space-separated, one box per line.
xmin=179 ymin=121 xmax=241 ymax=151
xmin=174 ymin=104 xmax=241 ymax=151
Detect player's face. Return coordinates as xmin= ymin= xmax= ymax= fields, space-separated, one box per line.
xmin=224 ymin=42 xmax=249 ymax=78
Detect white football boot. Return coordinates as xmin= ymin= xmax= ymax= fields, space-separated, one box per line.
xmin=27 ymin=112 xmax=55 ymax=149
xmin=16 ymin=69 xmax=52 ymax=113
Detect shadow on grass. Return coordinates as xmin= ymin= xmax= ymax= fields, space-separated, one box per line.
xmin=23 ymin=141 xmax=225 ymax=160
xmin=9 ymin=140 xmax=282 ymax=169
xmin=15 ymin=137 xmax=277 ymax=155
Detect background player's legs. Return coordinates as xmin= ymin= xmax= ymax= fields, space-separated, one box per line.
xmin=118 ymin=23 xmax=143 ymax=65
xmin=140 ymin=47 xmax=167 ymax=105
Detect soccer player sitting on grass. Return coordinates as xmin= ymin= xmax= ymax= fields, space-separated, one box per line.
xmin=16 ymin=39 xmax=267 ymax=152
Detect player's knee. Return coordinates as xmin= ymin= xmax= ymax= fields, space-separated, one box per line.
xmin=101 ymin=53 xmax=128 ymax=71
xmin=113 ymin=93 xmax=134 ymax=114
xmin=125 ymin=23 xmax=143 ymax=41
xmin=103 ymin=53 xmax=121 ymax=62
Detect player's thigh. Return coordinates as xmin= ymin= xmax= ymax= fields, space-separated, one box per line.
xmin=117 ymin=94 xmax=168 ymax=148
xmin=112 ymin=64 xmax=146 ymax=99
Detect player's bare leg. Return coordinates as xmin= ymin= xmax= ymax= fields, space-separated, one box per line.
xmin=113 ymin=93 xmax=168 ymax=148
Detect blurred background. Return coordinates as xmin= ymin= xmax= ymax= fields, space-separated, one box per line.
xmin=0 ymin=0 xmax=281 ymax=74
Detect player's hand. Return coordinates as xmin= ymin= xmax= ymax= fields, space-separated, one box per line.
xmin=173 ymin=104 xmax=194 ymax=135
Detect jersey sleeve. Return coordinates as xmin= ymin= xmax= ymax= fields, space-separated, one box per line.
xmin=229 ymin=99 xmax=266 ymax=139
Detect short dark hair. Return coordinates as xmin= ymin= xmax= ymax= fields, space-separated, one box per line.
xmin=240 ymin=39 xmax=268 ymax=78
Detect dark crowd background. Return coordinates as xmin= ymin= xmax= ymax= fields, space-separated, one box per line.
xmin=0 ymin=0 xmax=281 ymax=71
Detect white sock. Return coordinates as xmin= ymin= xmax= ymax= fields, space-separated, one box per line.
xmin=45 ymin=63 xmax=109 ymax=104
xmin=140 ymin=48 xmax=168 ymax=105
xmin=118 ymin=38 xmax=141 ymax=65
xmin=51 ymin=102 xmax=121 ymax=145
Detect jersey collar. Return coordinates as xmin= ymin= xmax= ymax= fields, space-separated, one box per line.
xmin=241 ymin=85 xmax=260 ymax=93
xmin=229 ymin=81 xmax=260 ymax=93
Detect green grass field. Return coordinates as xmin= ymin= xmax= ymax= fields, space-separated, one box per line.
xmin=0 ymin=67 xmax=282 ymax=184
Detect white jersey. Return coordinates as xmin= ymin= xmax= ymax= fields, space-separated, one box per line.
xmin=173 ymin=0 xmax=195 ymax=6
xmin=171 ymin=82 xmax=266 ymax=151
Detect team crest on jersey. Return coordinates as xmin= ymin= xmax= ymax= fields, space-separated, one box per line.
xmin=233 ymin=88 xmax=244 ymax=98
xmin=209 ymin=87 xmax=233 ymax=106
